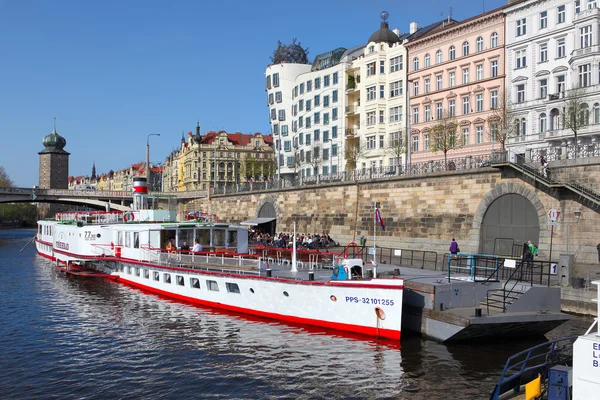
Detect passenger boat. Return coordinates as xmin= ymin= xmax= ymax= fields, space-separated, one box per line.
xmin=35 ymin=178 xmax=403 ymax=341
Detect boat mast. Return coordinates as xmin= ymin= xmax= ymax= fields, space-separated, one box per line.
xmin=291 ymin=220 xmax=297 ymax=272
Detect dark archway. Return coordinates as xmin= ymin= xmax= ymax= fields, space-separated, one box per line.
xmin=256 ymin=200 xmax=276 ymax=235
xmin=258 ymin=202 xmax=276 ymax=218
xmin=479 ymin=193 xmax=540 ymax=256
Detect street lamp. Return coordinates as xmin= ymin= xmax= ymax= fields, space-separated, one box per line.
xmin=328 ymin=139 xmax=334 ymax=175
xmin=146 ymin=133 xmax=160 ymax=190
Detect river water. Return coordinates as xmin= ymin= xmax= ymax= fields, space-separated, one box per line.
xmin=0 ymin=230 xmax=593 ymax=399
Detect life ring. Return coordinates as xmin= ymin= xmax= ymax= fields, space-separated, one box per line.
xmin=123 ymin=212 xmax=134 ymax=222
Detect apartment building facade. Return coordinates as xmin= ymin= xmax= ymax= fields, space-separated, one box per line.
xmin=406 ymin=10 xmax=506 ymax=164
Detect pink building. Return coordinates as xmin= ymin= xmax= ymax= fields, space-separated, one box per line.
xmin=406 ymin=8 xmax=506 ymax=163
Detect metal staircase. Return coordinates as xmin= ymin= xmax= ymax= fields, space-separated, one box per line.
xmin=492 ymin=156 xmax=600 ymax=210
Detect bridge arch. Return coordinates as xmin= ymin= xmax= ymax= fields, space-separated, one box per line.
xmin=472 ymin=182 xmax=546 ymax=255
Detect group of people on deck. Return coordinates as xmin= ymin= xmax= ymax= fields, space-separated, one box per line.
xmin=165 ymin=239 xmax=203 ymax=254
xmin=250 ymin=230 xmax=336 ymax=249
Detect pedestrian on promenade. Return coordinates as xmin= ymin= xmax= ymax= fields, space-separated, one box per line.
xmin=449 ymin=238 xmax=460 ymax=255
xmin=540 ymin=156 xmax=549 ymax=178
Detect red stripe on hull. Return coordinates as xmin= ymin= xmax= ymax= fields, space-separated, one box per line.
xmin=36 ymin=250 xmax=56 ymax=261
xmin=117 ymin=276 xmax=401 ymax=341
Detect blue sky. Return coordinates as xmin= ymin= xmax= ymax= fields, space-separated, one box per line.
xmin=0 ymin=0 xmax=507 ymax=187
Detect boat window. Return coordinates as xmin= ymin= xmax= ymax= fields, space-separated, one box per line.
xmin=118 ymin=231 xmax=123 ymax=246
xmin=190 ymin=278 xmax=200 ymax=288
xmin=144 ymin=269 xmax=150 ymax=279
xmin=206 ymin=280 xmax=219 ymax=291
xmin=133 ymin=232 xmax=139 ymax=249
xmin=213 ymin=230 xmax=225 ymax=247
xmin=226 ymin=282 xmax=240 ymax=294
xmin=135 ymin=268 xmax=140 ymax=277
xmin=153 ymin=271 xmax=160 ymax=281
xmin=178 ymin=229 xmax=193 ymax=249
xmin=227 ymin=231 xmax=237 ymax=249
xmin=283 ymin=291 xmax=289 ymax=297
xmin=127 ymin=266 xmax=132 ymax=274
xmin=176 ymin=275 xmax=184 ymax=286
xmin=249 ymin=288 xmax=255 ymax=294
xmin=125 ymin=232 xmax=131 ymax=248
xmin=164 ymin=273 xmax=171 ymax=284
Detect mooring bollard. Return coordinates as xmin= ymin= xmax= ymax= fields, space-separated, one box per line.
xmin=266 ymin=268 xmax=272 ymax=277
xmin=475 ymin=308 xmax=482 ymax=317
xmin=308 ymin=271 xmax=314 ymax=281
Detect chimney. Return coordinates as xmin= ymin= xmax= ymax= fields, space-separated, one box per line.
xmin=393 ymin=28 xmax=401 ymax=36
xmin=410 ymin=22 xmax=418 ymax=34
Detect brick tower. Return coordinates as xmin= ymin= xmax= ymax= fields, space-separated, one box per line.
xmin=39 ymin=117 xmax=70 ymax=189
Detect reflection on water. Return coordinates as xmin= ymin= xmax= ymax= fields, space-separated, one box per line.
xmin=0 ymin=230 xmax=592 ymax=399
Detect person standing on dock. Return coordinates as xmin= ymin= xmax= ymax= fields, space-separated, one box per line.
xmin=449 ymin=238 xmax=460 ymax=255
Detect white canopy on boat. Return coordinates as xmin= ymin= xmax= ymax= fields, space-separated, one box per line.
xmin=240 ymin=217 xmax=275 ymax=226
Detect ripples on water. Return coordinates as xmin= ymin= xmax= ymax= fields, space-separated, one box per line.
xmin=0 ymin=230 xmax=593 ymax=399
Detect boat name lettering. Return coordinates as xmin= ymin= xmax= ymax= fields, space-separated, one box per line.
xmin=55 ymin=241 xmax=69 ymax=250
xmin=345 ymin=296 xmax=394 ymax=306
xmin=84 ymin=231 xmax=96 ymax=241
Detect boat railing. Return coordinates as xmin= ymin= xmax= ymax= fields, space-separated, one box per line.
xmin=57 ymin=211 xmax=126 ymax=225
xmin=249 ymin=245 xmax=337 ymax=269
xmin=489 ymin=336 xmax=577 ymax=400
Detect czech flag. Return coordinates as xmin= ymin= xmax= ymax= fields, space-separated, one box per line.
xmin=375 ymin=209 xmax=385 ymax=231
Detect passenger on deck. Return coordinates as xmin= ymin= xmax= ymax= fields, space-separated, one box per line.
xmin=166 ymin=240 xmax=174 ymax=253
xmin=181 ymin=241 xmax=190 ymax=253
xmin=192 ymin=239 xmax=202 ymax=253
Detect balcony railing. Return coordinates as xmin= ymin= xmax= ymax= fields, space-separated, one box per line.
xmin=345 ymin=105 xmax=357 ymax=114
xmin=531 ymin=142 xmax=600 ymax=162
xmin=571 ymin=44 xmax=600 ymax=58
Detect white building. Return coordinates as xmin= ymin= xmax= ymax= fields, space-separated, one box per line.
xmin=505 ymin=0 xmax=600 ymax=162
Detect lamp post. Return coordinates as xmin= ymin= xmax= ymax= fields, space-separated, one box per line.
xmin=328 ymin=139 xmax=334 ymax=175
xmin=146 ymin=133 xmax=160 ymax=190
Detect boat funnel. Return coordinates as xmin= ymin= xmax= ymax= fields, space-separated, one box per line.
xmin=132 ymin=177 xmax=148 ymax=210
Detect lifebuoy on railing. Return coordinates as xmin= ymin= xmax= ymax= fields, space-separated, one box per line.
xmin=123 ymin=212 xmax=134 ymax=222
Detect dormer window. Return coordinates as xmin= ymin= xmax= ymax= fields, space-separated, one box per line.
xmin=369 ymin=45 xmax=375 ymax=53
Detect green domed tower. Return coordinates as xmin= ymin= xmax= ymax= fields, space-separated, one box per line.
xmin=38 ymin=117 xmax=70 ymax=189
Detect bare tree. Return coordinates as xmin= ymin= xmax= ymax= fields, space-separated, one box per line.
xmin=487 ymin=88 xmax=518 ymax=151
xmin=563 ymin=85 xmax=588 ymax=158
xmin=0 ymin=167 xmax=13 ymax=188
xmin=384 ymin=130 xmax=405 ymax=174
xmin=344 ymin=137 xmax=367 ymax=171
xmin=430 ymin=111 xmax=461 ymax=167
xmin=306 ymin=142 xmax=322 ymax=176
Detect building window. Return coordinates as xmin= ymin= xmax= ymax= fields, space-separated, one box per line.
xmin=307 ymin=80 xmax=312 ymax=92
xmin=476 ymin=94 xmax=483 ymax=112
xmin=594 ymin=103 xmax=600 ymax=124
xmin=436 ymin=50 xmax=442 ymax=64
xmin=557 ymin=38 xmax=566 ymax=58
xmin=575 ymin=0 xmax=581 ymax=14
xmin=436 ymin=103 xmax=442 ymax=119
xmin=579 ymin=64 xmax=591 ymax=87
xmin=424 ymin=105 xmax=431 ymax=121
xmin=462 ymin=68 xmax=469 ymax=84
xmin=449 ymin=99 xmax=456 ymax=116
xmin=539 ymin=113 xmax=547 ymax=133
xmin=270 ymin=108 xmax=276 ymax=120
xmin=424 ymin=134 xmax=429 ymax=151
xmin=305 ymin=132 xmax=311 ymax=144
xmin=424 ymin=53 xmax=430 ymax=67
xmin=476 ymin=126 xmax=484 ymax=144
xmin=323 ymin=95 xmax=329 ymax=107
xmin=589 ymin=0 xmax=596 ymax=10
xmin=314 ymin=95 xmax=320 ymax=106
xmin=266 ymin=75 xmax=271 ymax=90
xmin=284 ymin=140 xmax=291 ymax=152
xmin=515 ymin=49 xmax=527 ymax=69
xmin=436 ymin=75 xmax=442 ymax=90
xmin=367 ymin=62 xmax=376 ymax=76
xmin=462 ymin=41 xmax=469 ymax=56
xmin=367 ymin=136 xmax=376 ymax=149
xmin=299 ymin=83 xmax=304 ymax=94
xmin=333 ymin=72 xmax=338 ymax=84
xmin=491 ymin=60 xmax=498 ymax=77
xmin=390 ymin=80 xmax=402 ymax=97
xmin=379 ymin=110 xmax=384 ymax=123
xmin=389 ymin=106 xmax=402 ymax=122
xmin=539 ymin=11 xmax=547 ymax=29
xmin=539 ymin=43 xmax=548 ymax=62
xmin=323 ymin=130 xmax=329 ymax=142
xmin=332 ymin=108 xmax=337 ymax=121
xmin=268 ymin=93 xmax=273 ymax=105
xmin=556 ymin=74 xmax=565 ymax=93
xmin=557 ymin=5 xmax=565 ymax=23
xmin=273 ymin=73 xmax=279 ymax=87
xmin=425 ymin=78 xmax=430 ymax=93
xmin=306 ymin=116 xmax=311 ymax=128
xmin=313 ymin=112 xmax=320 ymax=124
xmin=449 ymin=46 xmax=456 ymax=60
xmin=580 ymin=25 xmax=592 ymax=48
xmin=463 ymin=128 xmax=469 ymax=145
xmin=413 ymin=81 xmax=419 ymax=96
xmin=367 ymin=86 xmax=376 ymax=101
xmin=412 ymin=135 xmax=419 ymax=152
xmin=390 ymin=56 xmax=403 ymax=72
xmin=323 ymin=75 xmax=330 ymax=87
xmin=449 ymin=71 xmax=456 ymax=87
xmin=462 ymin=97 xmax=470 ymax=114
xmin=314 ymin=77 xmax=321 ymax=89
xmin=539 ymin=79 xmax=548 ymax=98
xmin=306 ymin=100 xmax=311 ymax=111
xmin=380 ymin=84 xmax=385 ymax=99
xmin=413 ymin=57 xmax=419 ymax=71
xmin=332 ymin=90 xmax=338 ymax=102
xmin=413 ymin=107 xmax=419 ymax=124
xmin=282 ymin=125 xmax=288 ymax=136
xmin=476 ymin=36 xmax=483 ymax=52
xmin=314 ymin=129 xmax=320 ymax=141
xmin=516 ymin=18 xmax=526 ymax=37
xmin=332 ymin=126 xmax=338 ymax=138
xmin=491 ymin=32 xmax=498 ymax=48
xmin=517 ymin=84 xmax=525 ymax=103
xmin=491 ymin=90 xmax=498 ymax=109
xmin=476 ymin=64 xmax=483 ymax=81
xmin=366 ymin=111 xmax=376 ymax=125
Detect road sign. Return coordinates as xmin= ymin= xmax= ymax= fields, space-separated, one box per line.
xmin=548 ymin=208 xmax=560 ymax=221
xmin=30 ymin=193 xmax=37 ymax=201
xmin=547 ymin=221 xmax=560 ymax=226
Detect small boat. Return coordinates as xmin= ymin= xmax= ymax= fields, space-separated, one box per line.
xmin=35 ymin=178 xmax=403 ymax=341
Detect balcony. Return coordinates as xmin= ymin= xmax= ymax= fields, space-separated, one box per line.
xmin=573 ymin=6 xmax=600 ymax=23
xmin=570 ymin=44 xmax=600 ymax=60
xmin=345 ymin=105 xmax=358 ymax=114
xmin=345 ymin=128 xmax=357 ymax=136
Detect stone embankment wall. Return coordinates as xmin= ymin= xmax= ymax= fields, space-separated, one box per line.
xmin=180 ymin=168 xmax=600 ymax=267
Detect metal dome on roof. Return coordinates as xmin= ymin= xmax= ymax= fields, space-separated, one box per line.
xmin=368 ymin=11 xmax=400 ymax=45
xmin=39 ymin=117 xmax=69 ymax=155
